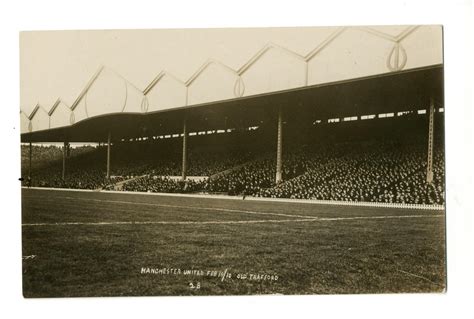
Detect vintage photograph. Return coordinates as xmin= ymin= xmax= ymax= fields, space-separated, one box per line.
xmin=20 ymin=25 xmax=445 ymax=297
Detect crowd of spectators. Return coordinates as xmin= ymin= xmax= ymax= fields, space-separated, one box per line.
xmin=255 ymin=141 xmax=445 ymax=205
xmin=375 ymin=150 xmax=445 ymax=205
xmin=22 ymin=145 xmax=115 ymax=189
xmin=21 ymin=130 xmax=446 ymax=205
xmin=205 ymin=151 xmax=308 ymax=195
xmin=21 ymin=143 xmax=252 ymax=191
xmin=187 ymin=150 xmax=253 ymax=177
xmin=123 ymin=176 xmax=206 ymax=193
xmin=115 ymin=149 xmax=253 ymax=194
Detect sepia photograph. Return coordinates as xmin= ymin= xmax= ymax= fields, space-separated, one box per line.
xmin=19 ymin=25 xmax=446 ymax=297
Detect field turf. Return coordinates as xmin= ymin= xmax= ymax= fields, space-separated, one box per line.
xmin=21 ymin=188 xmax=446 ymax=297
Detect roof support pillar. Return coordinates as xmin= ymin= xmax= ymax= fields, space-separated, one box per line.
xmin=275 ymin=106 xmax=283 ymax=184
xmin=62 ymin=141 xmax=67 ymax=180
xmin=28 ymin=142 xmax=32 ymax=186
xmin=426 ymin=97 xmax=435 ymax=184
xmin=107 ymin=131 xmax=111 ymax=179
xmin=182 ymin=117 xmax=188 ymax=181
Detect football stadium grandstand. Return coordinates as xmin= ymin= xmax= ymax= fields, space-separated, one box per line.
xmin=21 ymin=109 xmax=445 ymax=205
xmin=20 ymin=26 xmax=444 ymax=207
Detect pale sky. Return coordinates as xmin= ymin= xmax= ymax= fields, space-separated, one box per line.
xmin=20 ymin=26 xmax=442 ymax=116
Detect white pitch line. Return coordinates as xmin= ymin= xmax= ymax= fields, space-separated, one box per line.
xmin=22 ymin=214 xmax=443 ymax=227
xmin=26 ymin=194 xmax=317 ymax=220
xmin=317 ymin=214 xmax=444 ymax=221
xmin=22 ymin=218 xmax=317 ymax=227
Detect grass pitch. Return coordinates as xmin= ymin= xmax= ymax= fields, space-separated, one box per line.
xmin=21 ymin=188 xmax=445 ymax=297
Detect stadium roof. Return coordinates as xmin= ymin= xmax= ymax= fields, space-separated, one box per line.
xmin=21 ymin=64 xmax=443 ymax=143
xmin=20 ymin=26 xmax=443 ymax=142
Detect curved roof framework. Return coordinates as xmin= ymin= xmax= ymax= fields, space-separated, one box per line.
xmin=20 ymin=25 xmax=443 ymax=140
xmin=21 ymin=64 xmax=443 ymax=143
